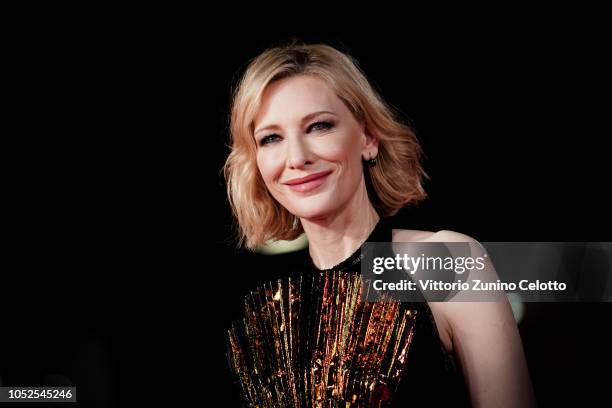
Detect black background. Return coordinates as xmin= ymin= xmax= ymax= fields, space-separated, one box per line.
xmin=2 ymin=9 xmax=610 ymax=407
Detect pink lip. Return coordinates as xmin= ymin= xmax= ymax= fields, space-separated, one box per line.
xmin=283 ymin=170 xmax=332 ymax=193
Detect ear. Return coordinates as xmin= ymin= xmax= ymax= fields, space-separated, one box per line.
xmin=361 ymin=124 xmax=379 ymax=160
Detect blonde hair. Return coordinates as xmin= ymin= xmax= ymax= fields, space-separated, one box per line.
xmin=224 ymin=41 xmax=427 ymax=249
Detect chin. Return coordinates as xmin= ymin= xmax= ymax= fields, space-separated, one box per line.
xmin=286 ymin=198 xmax=338 ymax=222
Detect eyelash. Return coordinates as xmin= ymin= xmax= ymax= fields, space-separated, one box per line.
xmin=259 ymin=121 xmax=334 ymax=146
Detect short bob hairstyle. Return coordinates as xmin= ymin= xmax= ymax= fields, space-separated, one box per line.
xmin=224 ymin=42 xmax=427 ymax=249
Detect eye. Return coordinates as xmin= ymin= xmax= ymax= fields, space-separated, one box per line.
xmin=259 ymin=134 xmax=281 ymax=146
xmin=307 ymin=121 xmax=333 ymax=133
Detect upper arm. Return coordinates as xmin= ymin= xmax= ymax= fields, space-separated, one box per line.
xmin=444 ymin=301 xmax=536 ymax=408
xmin=433 ymin=230 xmax=537 ymax=408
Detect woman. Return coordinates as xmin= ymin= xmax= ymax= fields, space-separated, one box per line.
xmin=224 ymin=42 xmax=536 ymax=407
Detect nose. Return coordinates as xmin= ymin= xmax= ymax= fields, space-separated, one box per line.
xmin=286 ymin=135 xmax=312 ymax=169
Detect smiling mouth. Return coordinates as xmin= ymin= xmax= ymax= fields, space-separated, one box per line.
xmin=283 ymin=170 xmax=332 ymax=193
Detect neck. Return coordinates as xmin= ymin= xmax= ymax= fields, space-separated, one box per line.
xmin=301 ymin=185 xmax=380 ymax=270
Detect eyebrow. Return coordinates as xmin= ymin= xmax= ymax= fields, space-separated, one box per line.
xmin=254 ymin=110 xmax=337 ymax=137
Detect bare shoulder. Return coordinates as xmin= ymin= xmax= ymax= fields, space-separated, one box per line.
xmin=393 ymin=228 xmax=499 ymax=311
xmin=391 ymin=229 xmax=485 ymax=354
xmin=392 ymin=228 xmax=479 ymax=243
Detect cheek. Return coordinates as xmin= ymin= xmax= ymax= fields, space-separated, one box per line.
xmin=256 ymin=150 xmax=281 ymax=184
xmin=328 ymin=123 xmax=362 ymax=154
xmin=314 ymin=134 xmax=361 ymax=168
xmin=311 ymin=134 xmax=345 ymax=160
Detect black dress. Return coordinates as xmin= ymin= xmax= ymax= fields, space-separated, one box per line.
xmin=227 ymin=217 xmax=472 ymax=407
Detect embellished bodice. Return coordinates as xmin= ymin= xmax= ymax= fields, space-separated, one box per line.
xmin=227 ymin=218 xmax=471 ymax=407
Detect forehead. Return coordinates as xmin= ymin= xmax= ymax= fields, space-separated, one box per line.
xmin=254 ymin=75 xmax=345 ymax=127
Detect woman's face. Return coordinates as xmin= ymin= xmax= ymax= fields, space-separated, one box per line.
xmin=253 ymin=75 xmax=377 ymax=221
